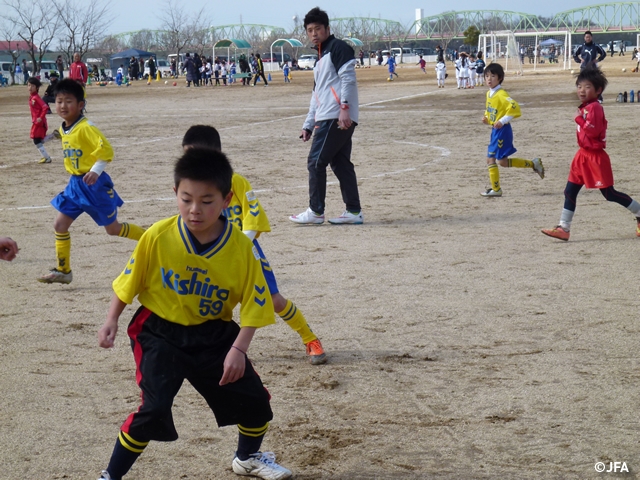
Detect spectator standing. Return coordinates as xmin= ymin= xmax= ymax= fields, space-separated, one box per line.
xmin=22 ymin=59 xmax=29 ymax=85
xmin=56 ymin=55 xmax=64 ymax=78
xmin=148 ymin=56 xmax=156 ymax=79
xmin=289 ymin=7 xmax=363 ymax=225
xmin=573 ymin=31 xmax=606 ymax=70
xmin=183 ymin=53 xmax=196 ymax=87
xmin=69 ymin=52 xmax=88 ymax=86
xmin=252 ymin=53 xmax=268 ymax=86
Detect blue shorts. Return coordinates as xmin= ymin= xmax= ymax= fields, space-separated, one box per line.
xmin=253 ymin=239 xmax=279 ymax=295
xmin=487 ymin=124 xmax=517 ymax=160
xmin=51 ymin=172 xmax=124 ymax=226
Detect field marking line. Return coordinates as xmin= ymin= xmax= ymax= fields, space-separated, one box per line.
xmin=0 ymin=140 xmax=449 ymax=212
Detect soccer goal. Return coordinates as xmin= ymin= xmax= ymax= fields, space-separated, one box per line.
xmin=478 ymin=30 xmax=571 ymax=74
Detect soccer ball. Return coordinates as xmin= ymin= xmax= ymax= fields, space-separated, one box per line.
xmin=387 ymin=78 xmax=391 ymax=82
xmin=172 ymin=82 xmax=177 ymax=86
xmin=622 ymin=68 xmax=627 ymax=72
xmin=147 ymin=81 xmax=151 ymax=85
xmin=570 ymin=70 xmax=575 ymax=74
xmin=108 ymin=81 xmax=113 ymax=85
xmin=164 ymin=81 xmax=168 ymax=84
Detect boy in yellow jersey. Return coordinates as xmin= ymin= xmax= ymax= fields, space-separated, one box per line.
xmin=97 ymin=147 xmax=292 ymax=480
xmin=481 ymin=63 xmax=545 ymax=197
xmin=182 ymin=125 xmax=327 ymax=365
xmin=37 ymin=79 xmax=145 ymax=284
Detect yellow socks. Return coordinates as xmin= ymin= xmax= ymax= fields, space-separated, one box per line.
xmin=508 ymin=158 xmax=534 ymax=168
xmin=55 ymin=231 xmax=71 ymax=273
xmin=488 ymin=164 xmax=500 ymax=191
xmin=118 ymin=222 xmax=145 ymax=241
xmin=277 ymin=300 xmax=317 ymax=344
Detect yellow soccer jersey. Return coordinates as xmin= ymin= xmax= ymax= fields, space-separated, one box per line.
xmin=485 ymin=88 xmax=521 ymax=126
xmin=113 ymin=215 xmax=275 ymax=328
xmin=59 ymin=116 xmax=114 ymax=175
xmin=224 ymin=173 xmax=271 ymax=236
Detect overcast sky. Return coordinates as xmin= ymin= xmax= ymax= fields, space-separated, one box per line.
xmin=108 ymin=1 xmax=599 ymax=34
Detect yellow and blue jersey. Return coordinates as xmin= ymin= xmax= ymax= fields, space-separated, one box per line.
xmin=59 ymin=116 xmax=113 ymax=175
xmin=113 ymin=215 xmax=275 ymax=328
xmin=485 ymin=88 xmax=521 ymax=126
xmin=224 ymin=173 xmax=271 ymax=236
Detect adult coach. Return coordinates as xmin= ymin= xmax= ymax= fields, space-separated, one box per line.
xmin=573 ymin=31 xmax=606 ymax=70
xmin=289 ymin=7 xmax=363 ymax=225
xmin=68 ymin=52 xmax=88 ymax=86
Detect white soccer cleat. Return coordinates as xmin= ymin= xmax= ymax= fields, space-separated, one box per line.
xmin=232 ymin=452 xmax=292 ymax=480
xmin=289 ymin=208 xmax=325 ymax=224
xmin=328 ymin=210 xmax=364 ymax=224
xmin=481 ymin=188 xmax=502 ymax=197
xmin=532 ymin=157 xmax=545 ymax=179
xmin=97 ymin=471 xmax=112 ymax=480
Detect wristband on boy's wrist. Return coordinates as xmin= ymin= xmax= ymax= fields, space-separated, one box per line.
xmin=231 ymin=345 xmax=246 ymax=355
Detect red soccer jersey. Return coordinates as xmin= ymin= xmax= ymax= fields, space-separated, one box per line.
xmin=69 ymin=61 xmax=88 ymax=84
xmin=29 ymin=92 xmax=48 ymax=139
xmin=575 ymin=99 xmax=606 ymax=150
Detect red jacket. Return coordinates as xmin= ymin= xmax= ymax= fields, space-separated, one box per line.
xmin=29 ymin=92 xmax=48 ymax=139
xmin=69 ymin=61 xmax=88 ymax=84
xmin=575 ymin=99 xmax=606 ymax=150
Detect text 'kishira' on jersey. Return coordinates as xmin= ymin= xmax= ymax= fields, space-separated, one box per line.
xmin=113 ymin=215 xmax=275 ymax=328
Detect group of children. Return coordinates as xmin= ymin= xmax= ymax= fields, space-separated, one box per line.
xmin=25 ymin=75 xmax=333 ymax=480
xmin=454 ymin=52 xmax=485 ymax=89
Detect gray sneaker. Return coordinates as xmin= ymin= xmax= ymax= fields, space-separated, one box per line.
xmin=232 ymin=452 xmax=292 ymax=479
xmin=97 ymin=471 xmax=112 ymax=480
xmin=328 ymin=210 xmax=363 ymax=224
xmin=532 ymin=157 xmax=545 ymax=179
xmin=37 ymin=268 xmax=73 ymax=284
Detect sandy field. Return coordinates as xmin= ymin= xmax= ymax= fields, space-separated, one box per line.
xmin=1 ymin=55 xmax=640 ymax=480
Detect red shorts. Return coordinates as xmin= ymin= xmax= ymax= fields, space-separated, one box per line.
xmin=568 ymin=148 xmax=614 ymax=189
xmin=30 ymin=120 xmax=47 ymax=139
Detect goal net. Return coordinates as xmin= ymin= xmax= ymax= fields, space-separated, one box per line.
xmin=478 ymin=31 xmax=523 ymax=75
xmin=478 ymin=31 xmax=572 ymax=74
xmin=478 ymin=31 xmax=571 ymax=73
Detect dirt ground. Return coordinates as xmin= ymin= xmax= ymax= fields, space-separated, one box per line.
xmin=1 ymin=55 xmax=640 ymax=480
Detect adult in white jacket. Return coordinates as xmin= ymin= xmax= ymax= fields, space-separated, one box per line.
xmin=289 ymin=7 xmax=363 ymax=225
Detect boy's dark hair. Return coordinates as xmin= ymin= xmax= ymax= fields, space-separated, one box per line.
xmin=584 ymin=30 xmax=592 ymax=36
xmin=174 ymin=147 xmax=232 ymax=197
xmin=484 ymin=63 xmax=504 ymax=83
xmin=304 ymin=7 xmax=330 ymax=28
xmin=27 ymin=77 xmax=42 ymax=89
xmin=182 ymin=125 xmax=222 ymax=150
xmin=53 ymin=78 xmax=85 ymax=102
xmin=576 ymin=66 xmax=608 ymax=92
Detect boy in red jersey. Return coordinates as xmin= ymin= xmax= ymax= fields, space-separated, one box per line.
xmin=542 ymin=68 xmax=640 ymax=241
xmin=27 ymin=78 xmax=54 ymax=164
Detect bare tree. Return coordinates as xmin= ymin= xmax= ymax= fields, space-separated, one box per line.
xmin=53 ymin=0 xmax=113 ymax=64
xmin=0 ymin=18 xmax=22 ymax=84
xmin=157 ymin=0 xmax=209 ymax=62
xmin=130 ymin=30 xmax=155 ymax=52
xmin=95 ymin=35 xmax=125 ymax=57
xmin=2 ymin=0 xmax=60 ymax=75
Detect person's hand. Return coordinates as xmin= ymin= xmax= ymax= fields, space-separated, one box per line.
xmin=493 ymin=121 xmax=503 ymax=129
xmin=338 ymin=108 xmax=352 ymax=130
xmin=36 ymin=118 xmax=41 ymax=124
xmin=83 ymin=171 xmax=99 ymax=186
xmin=0 ymin=237 xmax=18 ymax=261
xmin=300 ymin=129 xmax=311 ymax=142
xmin=482 ymin=116 xmax=489 ymax=125
xmin=220 ymin=347 xmax=246 ymax=385
xmin=98 ymin=319 xmax=118 ymax=348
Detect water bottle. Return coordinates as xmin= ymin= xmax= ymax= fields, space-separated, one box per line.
xmin=624 ymin=91 xmax=628 ymax=102
xmin=617 ymin=93 xmax=623 ymax=102
xmin=631 ymin=90 xmax=635 ymax=103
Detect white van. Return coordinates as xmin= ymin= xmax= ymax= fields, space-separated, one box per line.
xmin=144 ymin=58 xmax=171 ymax=78
xmin=391 ymin=47 xmax=412 ymax=57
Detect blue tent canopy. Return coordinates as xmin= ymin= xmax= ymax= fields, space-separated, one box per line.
xmin=109 ymin=48 xmax=155 ymax=72
xmin=539 ymin=38 xmax=563 ymax=47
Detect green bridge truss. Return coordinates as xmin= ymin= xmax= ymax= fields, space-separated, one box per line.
xmin=112 ymin=4 xmax=640 ymax=47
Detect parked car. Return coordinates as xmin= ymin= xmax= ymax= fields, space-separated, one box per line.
xmin=144 ymin=58 xmax=171 ymax=78
xmin=297 ymin=54 xmax=317 ymax=69
xmin=261 ymin=52 xmax=292 ymax=64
